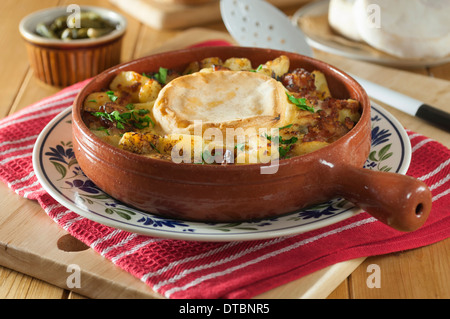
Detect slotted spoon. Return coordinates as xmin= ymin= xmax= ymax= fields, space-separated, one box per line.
xmin=220 ymin=0 xmax=313 ymax=57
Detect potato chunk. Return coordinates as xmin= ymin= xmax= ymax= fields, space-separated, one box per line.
xmin=83 ymin=92 xmax=114 ymax=112
xmin=259 ymin=55 xmax=290 ymax=78
xmin=110 ymin=71 xmax=161 ymax=103
xmin=312 ymin=71 xmax=331 ymax=99
xmin=223 ymin=57 xmax=253 ymax=71
xmin=138 ymin=79 xmax=162 ymax=103
xmin=119 ymin=132 xmax=160 ymax=154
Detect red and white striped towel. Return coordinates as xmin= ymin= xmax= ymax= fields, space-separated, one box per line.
xmin=1 ymin=70 xmax=450 ymax=299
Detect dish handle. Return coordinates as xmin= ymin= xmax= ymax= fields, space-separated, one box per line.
xmin=331 ymin=164 xmax=432 ymax=232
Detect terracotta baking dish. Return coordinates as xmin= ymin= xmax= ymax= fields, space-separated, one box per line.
xmin=72 ymin=46 xmax=432 ymax=232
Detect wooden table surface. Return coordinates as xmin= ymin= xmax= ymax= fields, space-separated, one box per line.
xmin=1 ymin=0 xmax=449 ymax=299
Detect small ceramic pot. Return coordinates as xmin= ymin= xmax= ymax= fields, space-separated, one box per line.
xmin=72 ymin=46 xmax=432 ymax=232
xmin=19 ymin=5 xmax=127 ymax=87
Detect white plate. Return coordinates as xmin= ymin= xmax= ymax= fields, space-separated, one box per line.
xmin=292 ymin=0 xmax=450 ymax=68
xmin=33 ymin=103 xmax=411 ymax=241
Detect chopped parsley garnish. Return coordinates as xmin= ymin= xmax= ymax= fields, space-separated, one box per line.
xmin=106 ymin=90 xmax=118 ymax=102
xmin=143 ymin=67 xmax=168 ymax=85
xmin=278 ymin=123 xmax=293 ymax=130
xmin=286 ymin=92 xmax=315 ymax=113
xmin=92 ymin=108 xmax=154 ymax=130
xmin=250 ymin=64 xmax=263 ymax=72
xmin=264 ymin=133 xmax=299 ymax=159
xmin=149 ymin=142 xmax=160 ymax=153
xmin=278 ymin=145 xmax=291 ymax=159
xmin=96 ymin=126 xmax=110 ymax=135
xmin=280 ymin=136 xmax=299 ymax=145
xmin=92 ymin=110 xmax=124 ymax=128
xmin=235 ymin=143 xmax=245 ymax=151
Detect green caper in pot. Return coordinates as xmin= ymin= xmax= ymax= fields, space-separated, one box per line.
xmin=67 ymin=12 xmax=105 ymax=29
xmin=36 ymin=22 xmax=58 ymax=39
xmin=35 ymin=11 xmax=117 ymax=40
xmin=50 ymin=15 xmax=68 ymax=32
xmin=87 ymin=27 xmax=114 ymax=38
xmin=61 ymin=27 xmax=90 ymax=40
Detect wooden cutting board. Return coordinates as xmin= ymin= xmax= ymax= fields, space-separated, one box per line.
xmin=1 ymin=27 xmax=449 ymax=299
xmin=109 ymin=0 xmax=310 ymax=29
xmin=0 ymin=179 xmax=364 ymax=298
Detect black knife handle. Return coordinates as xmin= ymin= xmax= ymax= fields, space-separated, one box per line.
xmin=416 ymin=104 xmax=450 ymax=132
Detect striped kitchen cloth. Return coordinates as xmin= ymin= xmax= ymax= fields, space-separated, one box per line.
xmin=1 ymin=77 xmax=449 ymax=300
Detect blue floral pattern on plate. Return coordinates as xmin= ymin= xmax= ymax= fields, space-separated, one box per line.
xmin=33 ymin=103 xmax=411 ymax=241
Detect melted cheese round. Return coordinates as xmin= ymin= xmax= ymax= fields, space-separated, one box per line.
xmin=152 ymin=71 xmax=294 ymax=135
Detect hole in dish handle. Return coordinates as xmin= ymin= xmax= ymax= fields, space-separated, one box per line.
xmin=333 ymin=165 xmax=432 ymax=232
